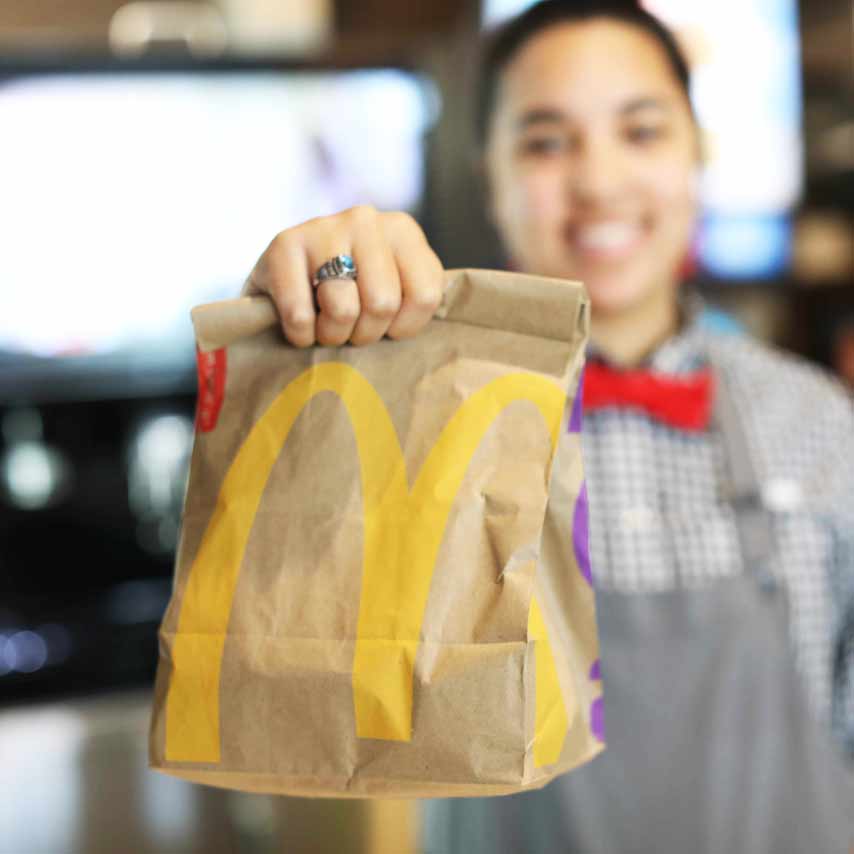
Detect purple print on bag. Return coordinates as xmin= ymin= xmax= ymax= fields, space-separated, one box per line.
xmin=569 ymin=367 xmax=585 ymax=433
xmin=573 ymin=481 xmax=592 ymax=585
xmin=590 ymin=697 xmax=605 ymax=742
xmin=588 ymin=658 xmax=605 ymax=742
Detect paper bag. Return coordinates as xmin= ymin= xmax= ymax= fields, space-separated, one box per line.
xmin=149 ymin=268 xmax=603 ymax=797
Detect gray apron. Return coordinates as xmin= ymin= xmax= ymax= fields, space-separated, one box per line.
xmin=423 ymin=374 xmax=853 ymax=854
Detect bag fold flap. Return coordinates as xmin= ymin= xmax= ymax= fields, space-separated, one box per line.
xmin=191 ymin=268 xmax=588 ymax=352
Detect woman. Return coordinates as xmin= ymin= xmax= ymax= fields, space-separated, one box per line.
xmin=244 ymin=2 xmax=853 ymax=850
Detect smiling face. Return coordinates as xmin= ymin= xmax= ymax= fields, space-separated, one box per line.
xmin=484 ymin=18 xmax=700 ymax=316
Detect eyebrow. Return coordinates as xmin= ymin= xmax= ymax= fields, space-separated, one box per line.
xmin=620 ymin=96 xmax=671 ymax=116
xmin=514 ymin=97 xmax=671 ymax=132
xmin=514 ymin=108 xmax=564 ymax=132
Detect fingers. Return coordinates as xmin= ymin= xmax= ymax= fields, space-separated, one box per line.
xmin=245 ymin=231 xmax=316 ymax=347
xmin=313 ymin=273 xmax=361 ymax=348
xmin=384 ymin=213 xmax=445 ymax=340
xmin=348 ymin=207 xmax=402 ymax=346
xmin=244 ymin=206 xmax=444 ymax=348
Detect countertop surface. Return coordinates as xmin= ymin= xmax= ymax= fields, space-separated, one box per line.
xmin=0 ymin=690 xmax=414 ymax=854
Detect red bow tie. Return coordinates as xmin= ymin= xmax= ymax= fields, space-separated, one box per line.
xmin=583 ymin=361 xmax=715 ymax=431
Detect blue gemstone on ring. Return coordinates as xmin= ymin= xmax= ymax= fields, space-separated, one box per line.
xmin=314 ymin=253 xmax=358 ymax=286
xmin=337 ymin=254 xmax=356 ymax=274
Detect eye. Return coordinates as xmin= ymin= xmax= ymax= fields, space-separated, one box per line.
xmin=518 ymin=135 xmax=566 ymax=157
xmin=624 ymin=124 xmax=666 ymax=145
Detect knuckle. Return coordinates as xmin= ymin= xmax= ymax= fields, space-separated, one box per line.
xmin=410 ymin=286 xmax=442 ymax=313
xmin=343 ymin=204 xmax=378 ymax=227
xmin=362 ymin=292 xmax=401 ymax=319
xmin=269 ymin=228 xmax=297 ymax=256
xmin=323 ymin=300 xmax=359 ymax=325
xmin=281 ymin=304 xmax=315 ymax=329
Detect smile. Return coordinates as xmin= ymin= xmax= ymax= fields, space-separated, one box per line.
xmin=568 ymin=221 xmax=645 ymax=258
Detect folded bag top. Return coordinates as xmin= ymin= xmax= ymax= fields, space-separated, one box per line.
xmin=149 ymin=268 xmax=602 ymax=798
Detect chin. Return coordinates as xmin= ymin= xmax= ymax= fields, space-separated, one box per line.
xmin=582 ymin=278 xmax=650 ymax=316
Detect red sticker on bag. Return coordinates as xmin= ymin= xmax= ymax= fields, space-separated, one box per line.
xmin=195 ymin=347 xmax=226 ymax=433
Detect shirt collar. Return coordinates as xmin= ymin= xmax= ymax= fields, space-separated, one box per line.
xmin=586 ymin=292 xmax=709 ymax=376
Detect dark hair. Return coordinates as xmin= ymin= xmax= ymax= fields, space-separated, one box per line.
xmin=476 ymin=0 xmax=693 ymax=145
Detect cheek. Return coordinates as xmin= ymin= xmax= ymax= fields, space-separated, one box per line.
xmin=646 ymin=159 xmax=699 ymax=226
xmin=497 ymin=167 xmax=565 ymax=230
xmin=522 ymin=172 xmax=565 ymax=223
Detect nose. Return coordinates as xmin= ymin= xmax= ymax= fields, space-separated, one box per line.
xmin=565 ymin=135 xmax=627 ymax=208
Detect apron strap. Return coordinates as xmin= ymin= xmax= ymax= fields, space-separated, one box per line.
xmin=712 ymin=367 xmax=778 ymax=593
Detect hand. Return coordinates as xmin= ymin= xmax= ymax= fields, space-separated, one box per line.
xmin=243 ymin=206 xmax=445 ymax=348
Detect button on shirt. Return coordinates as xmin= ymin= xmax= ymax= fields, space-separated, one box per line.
xmin=581 ymin=304 xmax=854 ymax=760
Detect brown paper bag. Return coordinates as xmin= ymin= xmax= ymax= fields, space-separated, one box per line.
xmin=149 ymin=268 xmax=602 ymax=797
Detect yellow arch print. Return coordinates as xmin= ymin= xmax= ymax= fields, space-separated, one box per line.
xmin=165 ymin=362 xmax=571 ymax=767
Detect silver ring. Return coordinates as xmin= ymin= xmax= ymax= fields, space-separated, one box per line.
xmin=312 ymin=254 xmax=357 ymax=287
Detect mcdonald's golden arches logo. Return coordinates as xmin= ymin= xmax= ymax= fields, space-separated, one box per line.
xmin=165 ymin=362 xmax=574 ymax=768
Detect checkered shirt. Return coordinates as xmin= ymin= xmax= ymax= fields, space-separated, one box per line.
xmin=582 ymin=301 xmax=854 ymax=762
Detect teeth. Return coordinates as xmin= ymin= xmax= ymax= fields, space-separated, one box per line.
xmin=574 ymin=222 xmax=640 ymax=251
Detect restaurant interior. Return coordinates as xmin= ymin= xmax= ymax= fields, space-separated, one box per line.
xmin=0 ymin=1 xmax=851 ymax=852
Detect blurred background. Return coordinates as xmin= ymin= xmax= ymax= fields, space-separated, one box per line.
xmin=0 ymin=0 xmax=851 ymax=851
